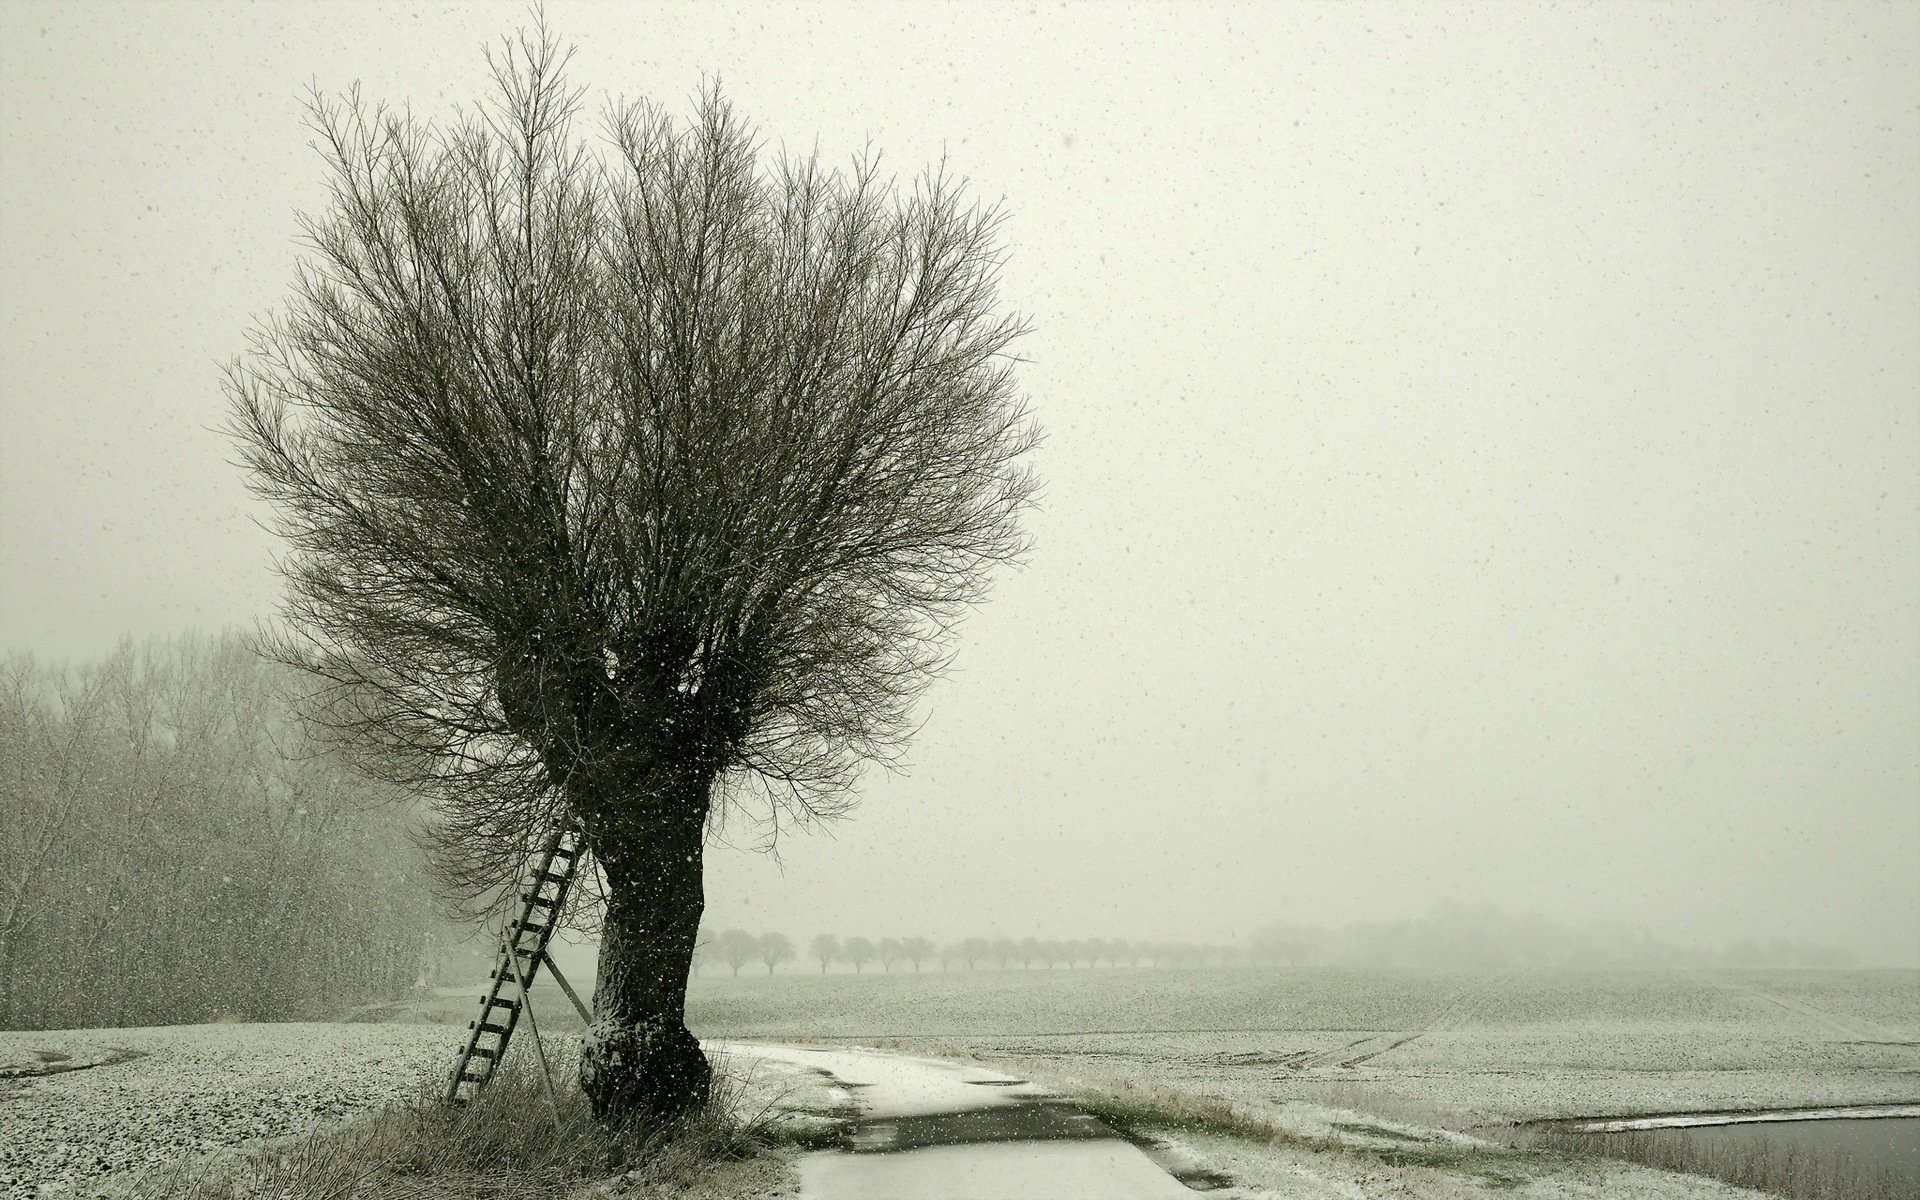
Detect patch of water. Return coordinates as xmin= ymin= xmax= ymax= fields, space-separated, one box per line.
xmin=1551 ymin=1112 xmax=1920 ymax=1198
xmin=1656 ymin=1117 xmax=1917 ymax=1193
xmin=841 ymin=1100 xmax=1112 ymax=1153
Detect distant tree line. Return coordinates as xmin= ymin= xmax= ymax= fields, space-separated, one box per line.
xmin=689 ymin=915 xmax=1864 ymax=977
xmin=0 ymin=634 xmax=470 ymax=1030
xmin=691 ymin=930 xmax=1241 ymax=975
xmin=1247 ymin=904 xmax=1861 ymax=969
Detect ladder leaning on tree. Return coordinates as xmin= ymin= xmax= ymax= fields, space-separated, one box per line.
xmin=445 ymin=825 xmax=595 ymax=1104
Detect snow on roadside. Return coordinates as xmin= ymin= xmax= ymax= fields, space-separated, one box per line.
xmin=720 ymin=1043 xmax=1199 ymax=1200
xmin=715 ymin=1040 xmax=1776 ymax=1198
xmin=713 ymin=1042 xmax=1057 ymax=1119
xmin=924 ymin=1048 xmax=1780 ymax=1200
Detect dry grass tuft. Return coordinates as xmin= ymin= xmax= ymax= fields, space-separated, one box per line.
xmin=1074 ymin=1079 xmax=1304 ymax=1145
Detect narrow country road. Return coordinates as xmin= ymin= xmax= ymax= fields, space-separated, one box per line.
xmin=720 ymin=1043 xmax=1199 ymax=1200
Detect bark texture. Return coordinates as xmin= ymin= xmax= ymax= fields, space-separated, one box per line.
xmin=576 ymin=774 xmax=712 ymax=1122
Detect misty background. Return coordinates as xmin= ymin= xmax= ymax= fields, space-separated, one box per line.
xmin=2 ymin=2 xmax=1915 ymax=967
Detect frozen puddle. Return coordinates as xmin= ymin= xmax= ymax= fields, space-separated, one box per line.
xmin=719 ymin=1043 xmax=1198 ymax=1199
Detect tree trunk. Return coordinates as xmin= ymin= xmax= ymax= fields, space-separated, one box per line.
xmin=579 ymin=782 xmax=712 ymax=1125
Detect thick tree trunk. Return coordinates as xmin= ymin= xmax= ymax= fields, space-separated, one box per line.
xmin=578 ymin=780 xmax=712 ymax=1124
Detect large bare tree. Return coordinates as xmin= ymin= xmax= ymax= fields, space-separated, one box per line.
xmin=227 ymin=26 xmax=1037 ymax=1121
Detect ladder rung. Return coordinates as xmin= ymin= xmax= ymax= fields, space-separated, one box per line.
xmin=449 ymin=831 xmax=580 ymax=1105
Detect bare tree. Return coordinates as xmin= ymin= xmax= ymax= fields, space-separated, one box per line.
xmin=715 ymin=928 xmax=757 ymax=978
xmin=0 ymin=637 xmax=455 ymax=1030
xmin=843 ymin=936 xmax=876 ymax=974
xmin=224 ymin=22 xmax=1036 ymax=1122
xmin=808 ymin=933 xmax=840 ymax=974
xmin=757 ymin=931 xmax=793 ymax=975
xmin=902 ymin=935 xmax=935 ymax=972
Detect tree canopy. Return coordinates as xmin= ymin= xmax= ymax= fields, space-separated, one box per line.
xmin=227 ymin=26 xmax=1037 ymax=900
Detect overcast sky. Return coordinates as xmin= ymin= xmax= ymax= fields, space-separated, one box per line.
xmin=3 ymin=1 xmax=1915 ymax=964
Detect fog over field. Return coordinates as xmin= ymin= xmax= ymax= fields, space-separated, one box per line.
xmin=3 ymin=0 xmax=1916 ymax=975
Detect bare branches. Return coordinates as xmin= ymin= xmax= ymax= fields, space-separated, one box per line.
xmin=0 ymin=638 xmax=456 ymax=1028
xmin=228 ymin=21 xmax=1038 ymax=903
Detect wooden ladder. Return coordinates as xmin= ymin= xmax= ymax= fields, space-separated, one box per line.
xmin=445 ymin=826 xmax=593 ymax=1104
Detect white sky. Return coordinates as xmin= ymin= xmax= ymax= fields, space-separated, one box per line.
xmin=3 ymin=1 xmax=1916 ymax=963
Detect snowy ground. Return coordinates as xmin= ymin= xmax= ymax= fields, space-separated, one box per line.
xmin=0 ymin=1022 xmax=452 ymax=1197
xmin=689 ymin=966 xmax=1920 ymax=1124
xmin=4 ymin=970 xmax=1914 ymax=1197
xmin=720 ymin=1040 xmax=1774 ymax=1200
xmin=694 ymin=968 xmax=1918 ymax=1197
xmin=720 ymin=1042 xmax=1192 ymax=1199
xmin=944 ymin=1047 xmax=1787 ymax=1199
xmin=1 ymin=1020 xmax=1787 ymax=1200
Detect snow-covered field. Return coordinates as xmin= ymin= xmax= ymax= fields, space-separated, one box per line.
xmin=0 ymin=1022 xmax=453 ymax=1197
xmin=687 ymin=966 xmax=1920 ymax=1124
xmin=694 ymin=968 xmax=1918 ymax=1199
xmin=3 ymin=968 xmax=1913 ymax=1197
xmin=715 ymin=1041 xmax=1778 ymax=1199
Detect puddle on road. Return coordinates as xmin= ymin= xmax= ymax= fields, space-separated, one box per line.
xmin=842 ymin=1099 xmax=1111 ymax=1153
xmin=780 ymin=1048 xmax=1238 ymax=1194
xmin=836 ymin=1099 xmax=1235 ymax=1191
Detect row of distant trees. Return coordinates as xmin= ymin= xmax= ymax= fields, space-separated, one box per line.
xmin=693 ymin=930 xmax=1241 ymax=975
xmin=1247 ymin=905 xmax=1860 ymax=969
xmin=692 ymin=917 xmax=1863 ymax=977
xmin=0 ymin=635 xmax=470 ymax=1030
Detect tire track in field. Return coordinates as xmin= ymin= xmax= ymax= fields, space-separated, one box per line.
xmin=1334 ymin=1033 xmax=1422 ymax=1068
xmin=1715 ymin=977 xmax=1897 ymax=1043
xmin=1293 ymin=971 xmax=1516 ymax=1070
